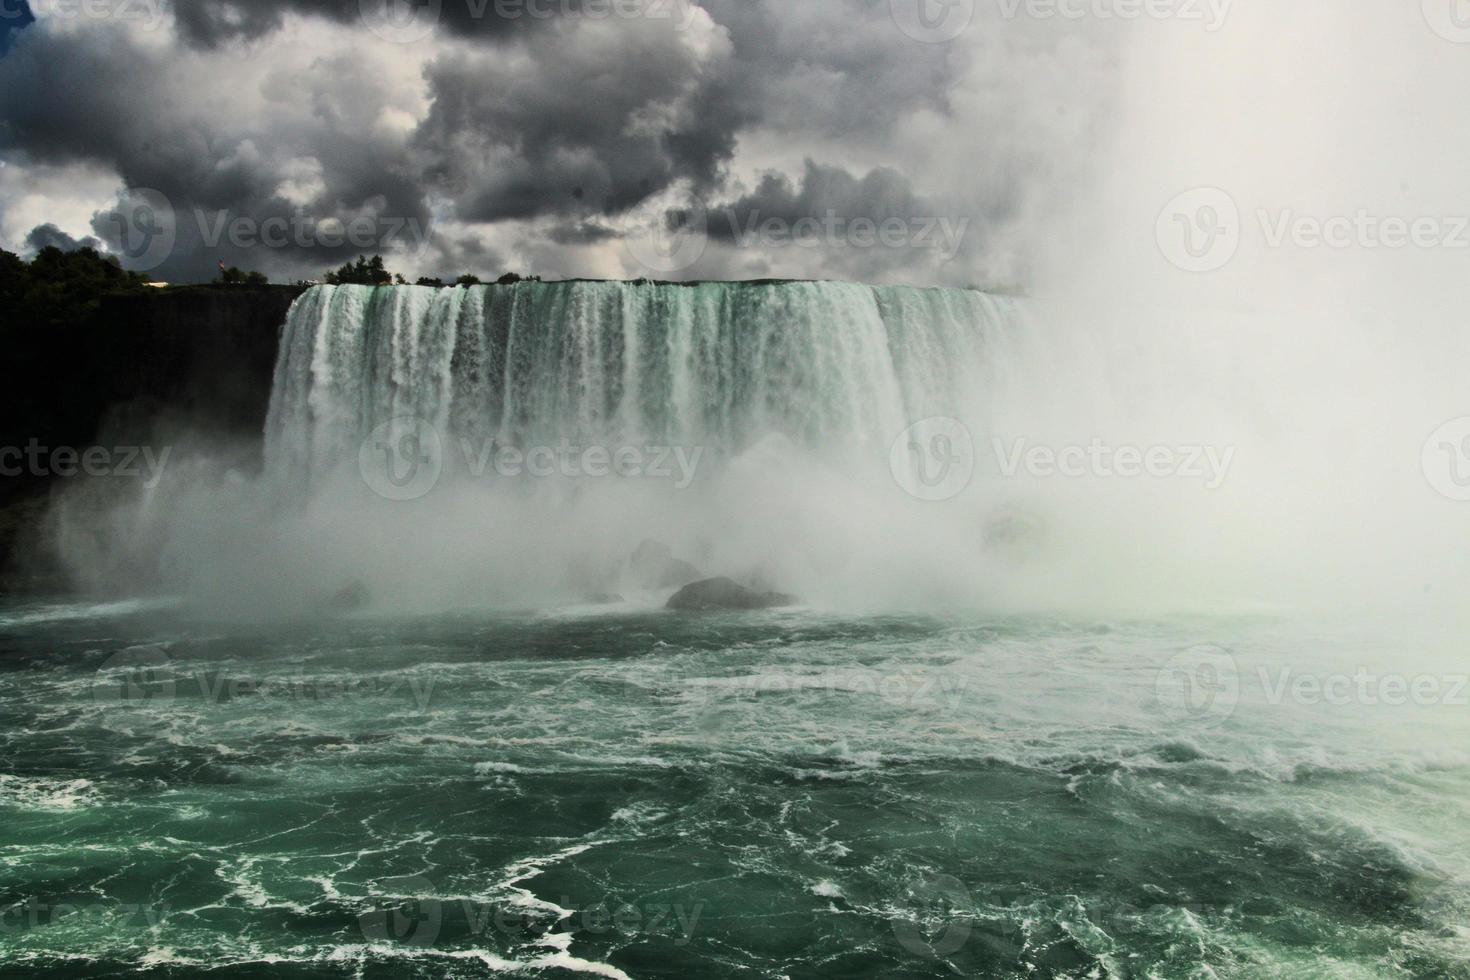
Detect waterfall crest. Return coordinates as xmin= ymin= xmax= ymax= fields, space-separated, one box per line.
xmin=264 ymin=281 xmax=1018 ymax=486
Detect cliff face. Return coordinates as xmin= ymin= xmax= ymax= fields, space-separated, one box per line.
xmin=1 ymin=285 xmax=301 ymax=491
xmin=0 ymin=285 xmax=301 ymax=589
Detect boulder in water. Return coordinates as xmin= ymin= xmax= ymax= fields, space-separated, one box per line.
xmin=629 ymin=540 xmax=703 ymax=590
xmin=327 ymin=580 xmax=371 ymax=611
xmin=666 ymin=577 xmax=797 ymax=611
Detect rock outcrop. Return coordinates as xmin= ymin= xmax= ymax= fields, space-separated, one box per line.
xmin=666 ymin=577 xmax=797 ymax=611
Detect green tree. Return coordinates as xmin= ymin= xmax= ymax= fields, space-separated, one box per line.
xmin=214 ymin=267 xmax=268 ymax=285
xmin=325 ymin=255 xmax=394 ymax=286
xmin=0 ymin=249 xmax=26 ymax=309
xmin=2 ymin=246 xmax=150 ymax=329
xmin=454 ymin=273 xmax=482 ymax=287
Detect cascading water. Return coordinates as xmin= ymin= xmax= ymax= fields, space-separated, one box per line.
xmin=56 ymin=279 xmax=1462 ymax=618
xmin=19 ymin=281 xmax=1470 ymax=976
xmin=20 ymin=282 xmax=1470 ymax=979
xmin=264 ymin=281 xmax=1019 ymax=491
xmin=176 ymin=279 xmax=1042 ymax=613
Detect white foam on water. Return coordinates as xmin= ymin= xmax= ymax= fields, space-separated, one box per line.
xmin=0 ymin=598 xmax=178 ymax=628
xmin=0 ymin=774 xmax=100 ymax=811
xmin=472 ymin=761 xmax=527 ymax=774
xmin=811 ymin=880 xmax=844 ymax=899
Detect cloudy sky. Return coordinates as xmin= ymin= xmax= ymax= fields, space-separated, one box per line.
xmin=0 ymin=0 xmax=1131 ymax=285
xmin=1 ymin=0 xmax=1467 ymax=299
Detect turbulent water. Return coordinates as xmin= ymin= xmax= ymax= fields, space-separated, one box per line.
xmin=2 ymin=600 xmax=1469 ymax=978
xmin=10 ymin=282 xmax=1470 ymax=976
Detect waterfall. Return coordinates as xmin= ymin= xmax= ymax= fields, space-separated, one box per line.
xmin=53 ymin=279 xmax=1467 ymax=616
xmin=264 ymin=281 xmax=1019 ymax=490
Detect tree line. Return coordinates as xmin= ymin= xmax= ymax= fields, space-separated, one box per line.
xmin=322 ymin=254 xmax=538 ymax=288
xmin=0 ymin=245 xmax=538 ymax=330
xmin=0 ymin=246 xmax=152 ymax=329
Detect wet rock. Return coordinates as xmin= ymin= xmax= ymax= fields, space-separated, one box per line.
xmin=666 ymin=577 xmax=797 ymax=611
xmin=327 ymin=580 xmax=371 ymax=611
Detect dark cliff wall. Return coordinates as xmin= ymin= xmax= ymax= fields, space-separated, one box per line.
xmin=0 ymin=285 xmax=301 ymax=589
xmin=1 ymin=285 xmax=301 ymax=491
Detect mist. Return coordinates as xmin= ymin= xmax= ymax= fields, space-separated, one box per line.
xmin=30 ymin=3 xmax=1470 ymax=627
xmin=48 ymin=293 xmax=1470 ymax=625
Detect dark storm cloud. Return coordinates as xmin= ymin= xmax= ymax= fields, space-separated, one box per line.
xmin=706 ymin=160 xmax=955 ymax=238
xmin=412 ymin=16 xmax=745 ymax=223
xmin=167 ymin=0 xmax=958 ymax=133
xmin=0 ymin=0 xmax=34 ymax=53
xmin=25 ymin=223 xmax=102 ymax=254
xmin=169 ymin=0 xmax=702 ymax=47
xmin=0 ymin=21 xmax=432 ymax=281
xmin=698 ymin=0 xmax=959 ymax=135
xmin=417 ymin=229 xmax=507 ymax=280
xmin=687 ymin=160 xmax=980 ymax=284
xmin=0 ymin=23 xmax=154 ymax=169
xmin=169 ymin=0 xmax=952 ymax=138
xmin=163 ymin=0 xmax=960 ymax=213
xmin=547 ymin=221 xmax=620 ymax=245
xmin=0 ymin=0 xmax=993 ymax=283
xmin=169 ymin=0 xmax=296 ymax=46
